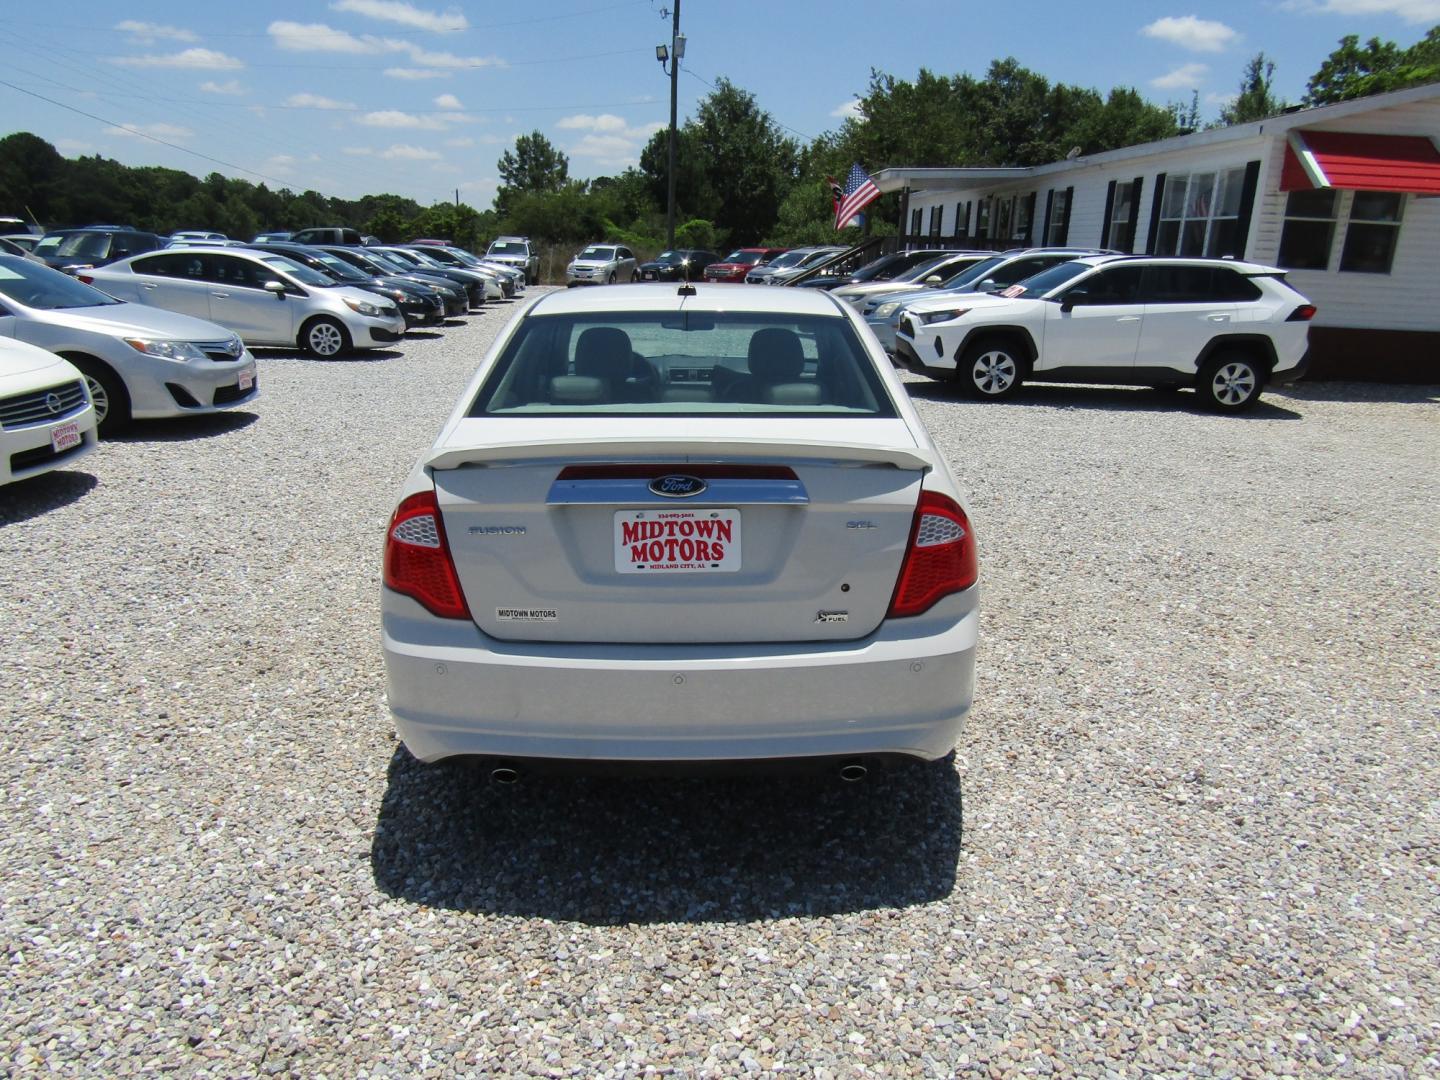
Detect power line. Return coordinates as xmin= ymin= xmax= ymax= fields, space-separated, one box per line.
xmin=681 ymin=67 xmax=816 ymax=143
xmin=0 ymin=78 xmax=291 ymax=186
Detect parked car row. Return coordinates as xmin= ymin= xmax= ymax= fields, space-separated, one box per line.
xmin=810 ymin=245 xmax=1314 ymax=412
xmin=0 ymin=235 xmax=532 ymax=485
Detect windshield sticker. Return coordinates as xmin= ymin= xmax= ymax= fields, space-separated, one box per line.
xmin=1001 ymin=284 xmax=1026 ymax=298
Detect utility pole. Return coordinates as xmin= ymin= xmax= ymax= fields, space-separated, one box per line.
xmin=665 ymin=0 xmax=680 ymax=249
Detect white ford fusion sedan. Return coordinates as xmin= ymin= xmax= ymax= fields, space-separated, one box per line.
xmin=381 ymin=283 xmax=979 ymax=774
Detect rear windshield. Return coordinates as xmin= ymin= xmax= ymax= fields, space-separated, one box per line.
xmin=469 ymin=311 xmax=897 ymax=417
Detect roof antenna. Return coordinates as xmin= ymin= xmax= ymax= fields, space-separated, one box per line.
xmin=677 ymin=283 xmax=696 ymax=296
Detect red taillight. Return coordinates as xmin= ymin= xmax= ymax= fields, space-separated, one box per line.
xmin=1287 ymin=304 xmax=1318 ymax=322
xmin=887 ymin=490 xmax=978 ymax=618
xmin=383 ymin=490 xmax=471 ymax=620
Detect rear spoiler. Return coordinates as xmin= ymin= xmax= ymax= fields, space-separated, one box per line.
xmin=425 ymin=437 xmax=933 ymax=473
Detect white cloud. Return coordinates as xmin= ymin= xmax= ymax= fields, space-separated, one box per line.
xmin=115 ymin=20 xmax=198 ymax=44
xmin=200 ymin=80 xmax=246 ymax=95
xmin=382 ymin=143 xmax=442 ymax=160
xmin=384 ymin=67 xmax=450 ymax=80
xmin=268 ymin=21 xmax=381 ymax=53
xmin=444 ymin=136 xmax=474 ymax=147
xmin=556 ymin=113 xmax=628 ymax=133
xmin=113 ymin=48 xmax=244 ymax=70
xmin=285 ymin=92 xmax=355 ymax=110
xmin=264 ymin=155 xmax=298 ymax=176
xmin=342 ymin=146 xmax=376 ymax=155
xmin=433 ymin=93 xmax=463 ymax=110
xmin=1151 ymin=63 xmax=1210 ymax=89
xmin=105 ymin=122 xmax=195 ymax=140
xmin=1282 ymin=0 xmax=1440 ymax=20
xmin=330 ymin=0 xmax=467 ymax=32
xmin=55 ymin=138 xmax=96 ymax=155
xmin=830 ymin=99 xmax=862 ymax=120
xmin=1205 ymin=92 xmax=1238 ymax=106
xmin=268 ymin=21 xmax=500 ymax=68
xmin=1141 ymin=16 xmax=1239 ymax=52
xmin=358 ymin=109 xmax=447 ymax=130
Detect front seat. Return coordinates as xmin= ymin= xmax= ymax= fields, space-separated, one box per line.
xmin=724 ymin=327 xmax=822 ymax=404
xmin=551 ymin=326 xmax=653 ymax=404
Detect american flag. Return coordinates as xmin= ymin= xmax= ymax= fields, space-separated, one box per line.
xmin=835 ymin=163 xmax=880 ymax=230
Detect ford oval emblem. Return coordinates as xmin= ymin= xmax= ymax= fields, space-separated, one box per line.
xmin=649 ymin=474 xmax=707 ymax=498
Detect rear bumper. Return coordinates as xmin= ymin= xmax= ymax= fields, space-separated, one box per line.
xmin=382 ymin=591 xmax=977 ymax=764
xmin=1271 ymin=349 xmax=1310 ymax=385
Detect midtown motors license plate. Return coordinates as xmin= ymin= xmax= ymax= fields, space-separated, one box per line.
xmin=614 ymin=508 xmax=741 ymax=573
xmin=50 ymin=421 xmax=81 ymax=453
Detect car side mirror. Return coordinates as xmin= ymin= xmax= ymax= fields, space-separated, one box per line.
xmin=924 ymin=275 xmax=942 ymax=285
xmin=1060 ymin=290 xmax=1087 ymax=313
xmin=264 ymin=280 xmax=287 ymax=297
xmin=978 ymin=279 xmax=999 ymax=293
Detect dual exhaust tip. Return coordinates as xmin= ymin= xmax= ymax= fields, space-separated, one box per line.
xmin=485 ymin=761 xmax=871 ymax=785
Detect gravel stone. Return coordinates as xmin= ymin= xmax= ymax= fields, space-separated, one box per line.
xmin=2 ymin=295 xmax=1437 ymax=1076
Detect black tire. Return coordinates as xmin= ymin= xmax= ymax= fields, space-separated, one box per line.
xmin=630 ymin=268 xmax=640 ymax=282
xmin=1197 ymin=351 xmax=1265 ymax=412
xmin=67 ymin=355 xmax=131 ymax=436
xmin=300 ymin=316 xmax=352 ymax=358
xmin=607 ymin=271 xmax=617 ymax=285
xmin=958 ymin=336 xmax=1025 ymax=400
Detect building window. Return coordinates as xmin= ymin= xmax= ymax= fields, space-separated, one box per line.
xmin=954 ymin=202 xmax=967 ymax=236
xmin=993 ymin=196 xmax=1013 ymax=242
xmin=1110 ymin=182 xmax=1136 ymax=252
xmin=928 ymin=205 xmax=942 ymax=237
xmin=976 ymin=197 xmax=991 ymax=239
xmin=1045 ymin=189 xmax=1070 ymax=245
xmin=1016 ymin=195 xmax=1033 ymax=244
xmin=1156 ymin=167 xmax=1245 ymax=257
xmin=1277 ymin=190 xmax=1338 ymax=271
xmin=910 ymin=207 xmax=923 ymax=236
xmin=1340 ymin=191 xmax=1403 ymax=274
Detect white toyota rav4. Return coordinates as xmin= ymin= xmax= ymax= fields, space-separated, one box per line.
xmin=894 ymin=255 xmax=1314 ymax=411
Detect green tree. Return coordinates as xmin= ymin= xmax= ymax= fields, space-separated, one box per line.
xmin=688 ymin=78 xmax=799 ymax=242
xmin=495 ymin=131 xmax=569 ymax=218
xmin=1220 ymin=53 xmax=1286 ymax=125
xmin=1304 ymin=27 xmax=1440 ymax=105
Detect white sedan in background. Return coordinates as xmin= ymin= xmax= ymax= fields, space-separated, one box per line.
xmin=0 ymin=254 xmax=257 ymax=434
xmin=566 ymin=244 xmax=639 ymax=286
xmin=0 ymin=337 xmax=98 ymax=486
xmin=381 ymin=283 xmax=980 ymax=779
xmin=86 ymin=248 xmax=405 ymax=358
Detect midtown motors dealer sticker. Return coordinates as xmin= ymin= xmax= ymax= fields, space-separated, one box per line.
xmin=614 ymin=508 xmax=742 ymax=573
xmin=496 ymin=608 xmax=558 ymax=621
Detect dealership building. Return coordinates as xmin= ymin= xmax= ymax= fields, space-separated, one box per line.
xmin=874 ymin=83 xmax=1440 ymax=380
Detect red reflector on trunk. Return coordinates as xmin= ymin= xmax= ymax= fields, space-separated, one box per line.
xmin=1287 ymin=304 xmax=1318 ymax=322
xmin=383 ymin=490 xmax=471 ymax=620
xmin=888 ymin=490 xmax=978 ymax=618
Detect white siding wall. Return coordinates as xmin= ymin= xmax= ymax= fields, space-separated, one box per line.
xmin=1250 ymin=99 xmax=1440 ymax=332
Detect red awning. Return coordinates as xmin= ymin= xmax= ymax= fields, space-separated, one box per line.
xmin=1281 ymin=131 xmax=1440 ymax=195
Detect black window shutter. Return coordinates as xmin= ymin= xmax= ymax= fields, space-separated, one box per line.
xmin=1145 ymin=173 xmax=1167 ymax=253
xmin=1232 ymin=160 xmax=1262 ymax=259
xmin=1041 ymin=189 xmax=1055 ymax=244
xmin=1100 ymin=180 xmax=1117 ymax=249
xmin=1127 ymin=176 xmax=1143 ymax=252
xmin=1057 ymin=186 xmax=1074 ymax=245
xmin=1023 ymin=192 xmax=1037 ymax=244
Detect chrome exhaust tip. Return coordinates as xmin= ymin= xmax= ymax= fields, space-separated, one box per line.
xmin=489 ymin=766 xmax=521 ymax=785
xmin=838 ymin=762 xmax=869 ymax=783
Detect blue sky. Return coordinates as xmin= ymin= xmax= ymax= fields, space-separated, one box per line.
xmin=2 ymin=0 xmax=1436 ymax=210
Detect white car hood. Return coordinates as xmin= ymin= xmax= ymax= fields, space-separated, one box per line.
xmin=31 ymin=301 xmax=235 ymax=341
xmin=0 ymin=338 xmax=78 ymax=380
xmin=903 ymin=292 xmax=1031 ymax=316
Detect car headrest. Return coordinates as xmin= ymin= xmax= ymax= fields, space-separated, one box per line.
xmin=747 ymin=328 xmax=805 ymax=382
xmin=574 ymin=326 xmax=633 ymax=382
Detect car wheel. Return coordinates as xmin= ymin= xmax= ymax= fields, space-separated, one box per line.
xmin=300 ymin=316 xmax=352 ymax=358
xmin=67 ymin=355 xmax=131 ymax=436
xmin=1198 ymin=352 xmax=1264 ymax=412
xmin=630 ymin=268 xmax=640 ymax=282
xmin=607 ymin=271 xmax=617 ymax=284
xmin=959 ymin=337 xmax=1025 ymax=400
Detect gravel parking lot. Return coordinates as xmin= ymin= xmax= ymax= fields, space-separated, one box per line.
xmin=3 ymin=295 xmax=1437 ymax=1077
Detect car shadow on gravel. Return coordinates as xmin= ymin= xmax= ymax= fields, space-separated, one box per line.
xmin=110 ymin=411 xmax=258 ymax=442
xmin=370 ymin=748 xmax=963 ymax=924
xmin=903 ymin=381 xmax=1304 ymax=419
xmin=250 ymin=348 xmax=405 ymax=363
xmin=0 ymin=470 xmax=98 ymax=525
xmin=1275 ymin=381 xmax=1439 ymax=405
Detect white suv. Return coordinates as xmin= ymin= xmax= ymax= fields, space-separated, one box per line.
xmin=894 ymin=256 xmax=1315 ymax=411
